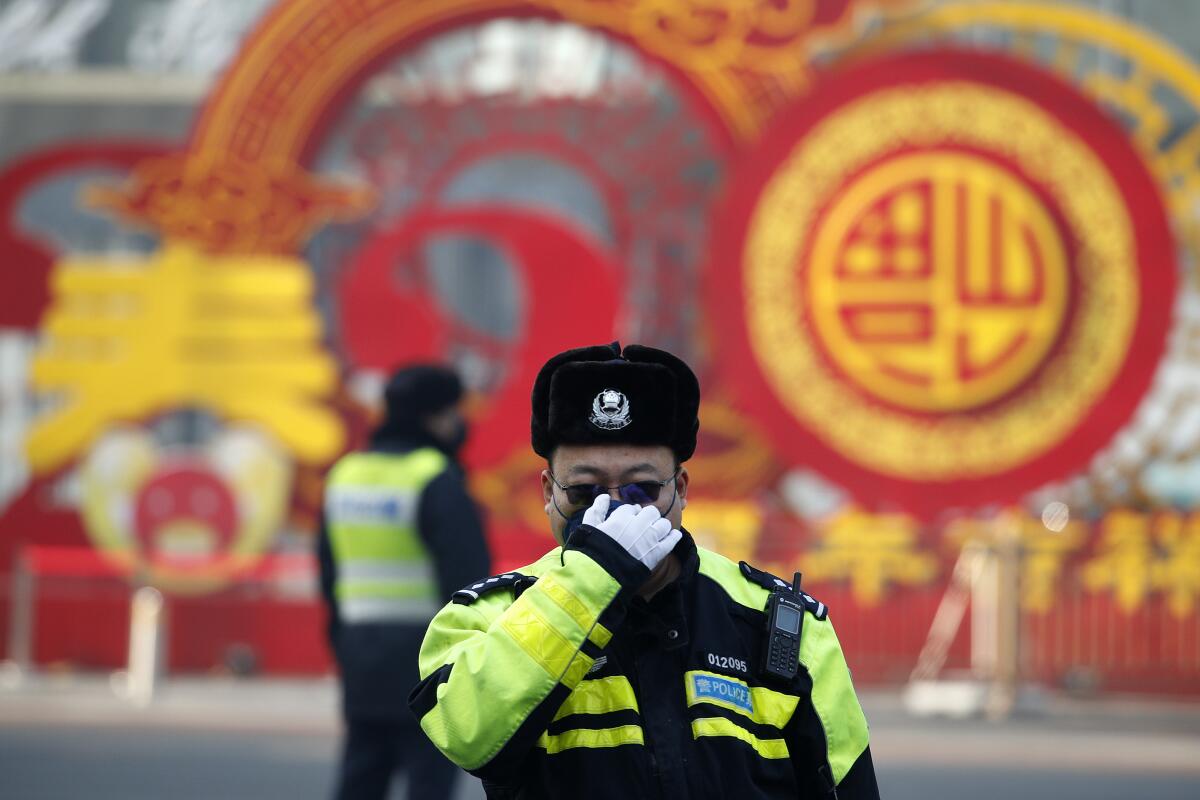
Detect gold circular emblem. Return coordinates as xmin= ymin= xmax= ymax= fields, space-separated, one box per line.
xmin=807 ymin=151 xmax=1070 ymax=413
xmin=746 ymin=83 xmax=1138 ymax=480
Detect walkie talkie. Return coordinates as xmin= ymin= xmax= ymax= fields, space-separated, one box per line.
xmin=762 ymin=572 xmax=806 ymax=682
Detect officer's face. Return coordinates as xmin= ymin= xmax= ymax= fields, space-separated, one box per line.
xmin=541 ymin=444 xmax=689 ymax=545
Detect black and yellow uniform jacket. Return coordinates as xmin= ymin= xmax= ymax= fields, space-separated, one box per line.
xmin=409 ymin=525 xmax=879 ymax=799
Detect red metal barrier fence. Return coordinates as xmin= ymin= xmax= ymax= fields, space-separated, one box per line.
xmin=4 ymin=545 xmax=1198 ymax=695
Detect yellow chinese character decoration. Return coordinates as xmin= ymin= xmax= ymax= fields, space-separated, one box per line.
xmin=27 ymin=244 xmax=343 ymax=472
xmin=1018 ymin=516 xmax=1088 ymax=613
xmin=801 ymin=507 xmax=938 ymax=605
xmin=1082 ymin=510 xmax=1155 ymax=613
xmin=1148 ymin=513 xmax=1200 ymax=618
xmin=1074 ymin=510 xmax=1200 ymax=618
xmin=944 ymin=511 xmax=1087 ymax=613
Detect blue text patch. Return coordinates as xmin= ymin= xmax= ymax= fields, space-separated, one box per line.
xmin=690 ymin=672 xmax=754 ymax=715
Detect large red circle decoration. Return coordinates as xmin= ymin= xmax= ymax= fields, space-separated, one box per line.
xmin=707 ymin=50 xmax=1177 ymax=515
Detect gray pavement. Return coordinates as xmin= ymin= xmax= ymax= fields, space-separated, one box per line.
xmin=2 ymin=672 xmax=1199 ymax=799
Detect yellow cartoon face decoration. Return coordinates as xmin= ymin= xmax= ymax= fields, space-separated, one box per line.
xmin=78 ymin=425 xmax=294 ymax=590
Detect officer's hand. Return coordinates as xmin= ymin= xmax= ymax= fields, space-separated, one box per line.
xmin=581 ymin=494 xmax=681 ymax=571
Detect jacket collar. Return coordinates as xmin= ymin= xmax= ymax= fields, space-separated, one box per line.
xmin=674 ymin=526 xmax=700 ymax=586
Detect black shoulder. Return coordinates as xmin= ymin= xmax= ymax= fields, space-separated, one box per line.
xmin=451 ymin=571 xmax=537 ymax=605
xmin=738 ymin=561 xmax=829 ymax=620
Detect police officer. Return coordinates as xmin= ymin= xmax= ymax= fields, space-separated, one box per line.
xmin=319 ymin=364 xmax=490 ymax=800
xmin=410 ymin=343 xmax=879 ymax=798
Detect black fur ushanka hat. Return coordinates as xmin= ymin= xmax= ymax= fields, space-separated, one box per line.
xmin=531 ymin=342 xmax=700 ymax=462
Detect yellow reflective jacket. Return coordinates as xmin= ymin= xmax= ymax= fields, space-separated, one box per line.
xmin=410 ymin=528 xmax=879 ymax=799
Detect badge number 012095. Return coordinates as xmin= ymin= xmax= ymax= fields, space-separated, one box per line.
xmin=707 ymin=652 xmax=749 ymax=674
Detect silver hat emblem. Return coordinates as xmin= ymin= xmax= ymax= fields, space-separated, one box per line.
xmin=590 ymin=388 xmax=631 ymax=430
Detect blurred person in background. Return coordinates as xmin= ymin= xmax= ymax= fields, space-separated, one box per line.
xmin=410 ymin=343 xmax=878 ymax=799
xmin=318 ymin=364 xmax=491 ymax=800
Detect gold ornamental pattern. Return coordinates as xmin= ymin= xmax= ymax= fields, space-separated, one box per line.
xmin=745 ymin=83 xmax=1137 ymax=480
xmin=807 ymin=150 xmax=1071 ymax=413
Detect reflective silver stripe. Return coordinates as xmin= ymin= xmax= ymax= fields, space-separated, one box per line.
xmin=341 ymin=596 xmax=440 ymax=623
xmin=339 ymin=561 xmax=435 ymax=583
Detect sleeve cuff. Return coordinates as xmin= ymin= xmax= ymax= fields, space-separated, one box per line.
xmin=564 ymin=524 xmax=651 ymax=593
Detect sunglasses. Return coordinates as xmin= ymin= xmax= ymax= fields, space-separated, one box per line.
xmin=549 ymin=470 xmax=679 ymax=508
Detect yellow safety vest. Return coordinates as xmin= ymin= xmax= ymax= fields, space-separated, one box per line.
xmin=325 ymin=447 xmax=447 ymax=624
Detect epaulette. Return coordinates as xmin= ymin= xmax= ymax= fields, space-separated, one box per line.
xmin=738 ymin=561 xmax=828 ymax=620
xmin=452 ymin=572 xmax=537 ymax=605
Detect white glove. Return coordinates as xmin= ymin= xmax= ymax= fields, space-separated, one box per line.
xmin=581 ymin=494 xmax=682 ymax=571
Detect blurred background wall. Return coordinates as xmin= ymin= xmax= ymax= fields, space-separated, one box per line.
xmin=1 ymin=0 xmax=1199 ymax=695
